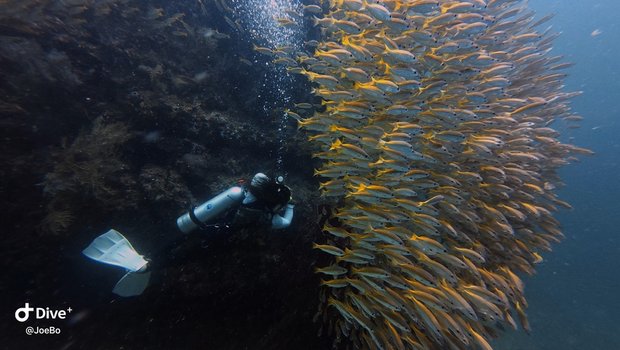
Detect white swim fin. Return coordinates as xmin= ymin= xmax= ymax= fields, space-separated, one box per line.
xmin=83 ymin=229 xmax=151 ymax=297
xmin=82 ymin=229 xmax=148 ymax=272
xmin=113 ymin=271 xmax=152 ymax=297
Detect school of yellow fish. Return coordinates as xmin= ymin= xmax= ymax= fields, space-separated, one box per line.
xmin=260 ymin=0 xmax=593 ymax=349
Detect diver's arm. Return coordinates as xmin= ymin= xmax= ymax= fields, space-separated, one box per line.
xmin=271 ymin=203 xmax=294 ymax=229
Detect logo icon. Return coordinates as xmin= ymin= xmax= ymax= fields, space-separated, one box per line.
xmin=15 ymin=303 xmax=34 ymax=322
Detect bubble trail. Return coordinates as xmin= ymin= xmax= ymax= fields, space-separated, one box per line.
xmin=228 ymin=0 xmax=304 ymax=174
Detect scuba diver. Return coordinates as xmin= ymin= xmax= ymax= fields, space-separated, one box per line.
xmin=82 ymin=173 xmax=294 ymax=297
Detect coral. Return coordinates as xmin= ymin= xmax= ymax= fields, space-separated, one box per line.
xmin=139 ymin=165 xmax=195 ymax=208
xmin=0 ymin=0 xmax=267 ymax=238
xmin=44 ymin=117 xmax=130 ymax=195
xmin=40 ymin=116 xmax=137 ymax=234
xmin=39 ymin=203 xmax=75 ymax=236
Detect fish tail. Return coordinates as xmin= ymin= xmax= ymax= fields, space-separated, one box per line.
xmin=382 ymin=60 xmax=391 ymax=75
xmin=311 ymin=15 xmax=320 ymax=27
xmin=342 ymin=34 xmax=350 ymax=45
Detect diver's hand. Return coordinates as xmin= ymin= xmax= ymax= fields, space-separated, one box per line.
xmin=288 ymin=192 xmax=295 ymax=205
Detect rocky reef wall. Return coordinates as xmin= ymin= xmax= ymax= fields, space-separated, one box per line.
xmin=0 ymin=1 xmax=327 ymax=349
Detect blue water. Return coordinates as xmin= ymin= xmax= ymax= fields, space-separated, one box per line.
xmin=493 ymin=1 xmax=620 ymax=349
xmin=2 ymin=1 xmax=618 ymax=349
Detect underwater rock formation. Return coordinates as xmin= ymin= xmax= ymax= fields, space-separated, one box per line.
xmin=1 ymin=1 xmax=323 ymax=349
xmin=0 ymin=0 xmax=275 ymax=235
xmin=41 ymin=117 xmax=136 ymax=234
xmin=274 ymin=0 xmax=593 ymax=349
